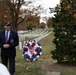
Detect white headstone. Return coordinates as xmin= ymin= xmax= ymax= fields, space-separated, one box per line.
xmin=19 ymin=42 xmax=22 ymax=50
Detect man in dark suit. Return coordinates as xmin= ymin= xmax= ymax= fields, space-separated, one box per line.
xmin=0 ymin=22 xmax=19 ymax=75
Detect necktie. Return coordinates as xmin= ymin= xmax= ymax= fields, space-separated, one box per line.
xmin=5 ymin=31 xmax=8 ymax=43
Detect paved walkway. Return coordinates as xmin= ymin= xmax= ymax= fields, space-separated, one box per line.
xmin=46 ymin=71 xmax=61 ymax=75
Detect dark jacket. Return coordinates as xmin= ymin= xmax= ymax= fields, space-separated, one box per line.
xmin=0 ymin=30 xmax=19 ymax=58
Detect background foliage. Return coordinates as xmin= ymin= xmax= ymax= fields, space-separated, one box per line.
xmin=51 ymin=0 xmax=76 ymax=64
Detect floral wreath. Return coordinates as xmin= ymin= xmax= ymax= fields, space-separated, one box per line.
xmin=22 ymin=40 xmax=42 ymax=62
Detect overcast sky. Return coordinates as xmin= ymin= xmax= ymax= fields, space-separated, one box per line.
xmin=41 ymin=0 xmax=60 ymax=16
xmin=39 ymin=0 xmax=60 ymax=22
xmin=41 ymin=0 xmax=60 ymax=8
xmin=22 ymin=0 xmax=60 ymax=22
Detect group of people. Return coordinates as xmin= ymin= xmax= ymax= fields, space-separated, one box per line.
xmin=0 ymin=22 xmax=19 ymax=75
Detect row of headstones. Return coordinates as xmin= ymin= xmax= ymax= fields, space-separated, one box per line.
xmin=18 ymin=29 xmax=47 ymax=36
xmin=18 ymin=29 xmax=49 ymax=42
xmin=18 ymin=31 xmax=52 ymax=50
xmin=18 ymin=29 xmax=47 ymax=41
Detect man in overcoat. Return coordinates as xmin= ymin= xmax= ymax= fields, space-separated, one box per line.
xmin=0 ymin=22 xmax=19 ymax=75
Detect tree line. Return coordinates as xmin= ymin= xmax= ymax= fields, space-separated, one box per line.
xmin=0 ymin=0 xmax=47 ymax=31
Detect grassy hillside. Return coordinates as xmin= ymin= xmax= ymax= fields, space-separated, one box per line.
xmin=1 ymin=31 xmax=76 ymax=75
xmin=15 ymin=32 xmax=55 ymax=75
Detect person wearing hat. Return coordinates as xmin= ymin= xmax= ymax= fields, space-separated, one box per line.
xmin=0 ymin=22 xmax=19 ymax=75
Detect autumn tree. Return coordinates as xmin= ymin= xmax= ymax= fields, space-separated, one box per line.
xmin=0 ymin=0 xmax=11 ymax=29
xmin=25 ymin=15 xmax=40 ymax=30
xmin=20 ymin=3 xmax=44 ymax=30
xmin=0 ymin=0 xmax=25 ymax=31
xmin=0 ymin=0 xmax=43 ymax=31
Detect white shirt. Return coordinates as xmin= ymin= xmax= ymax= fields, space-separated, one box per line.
xmin=0 ymin=63 xmax=10 ymax=75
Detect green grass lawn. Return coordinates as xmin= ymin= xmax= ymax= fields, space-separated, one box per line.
xmin=15 ymin=32 xmax=76 ymax=75
xmin=15 ymin=32 xmax=55 ymax=75
xmin=0 ymin=32 xmax=76 ymax=75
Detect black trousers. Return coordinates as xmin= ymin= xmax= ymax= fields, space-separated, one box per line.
xmin=1 ymin=56 xmax=15 ymax=75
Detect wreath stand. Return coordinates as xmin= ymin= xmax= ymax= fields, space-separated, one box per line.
xmin=35 ymin=61 xmax=38 ymax=75
xmin=23 ymin=40 xmax=42 ymax=75
xmin=25 ymin=61 xmax=38 ymax=75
